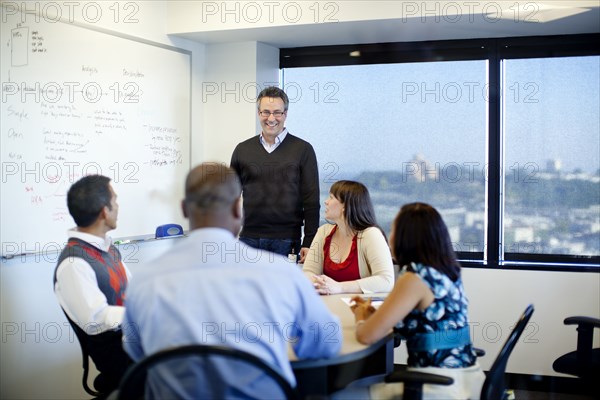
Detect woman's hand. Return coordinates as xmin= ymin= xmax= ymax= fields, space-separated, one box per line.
xmin=298 ymin=247 xmax=309 ymax=263
xmin=350 ymin=296 xmax=376 ymax=322
xmin=312 ymin=274 xmax=343 ymax=295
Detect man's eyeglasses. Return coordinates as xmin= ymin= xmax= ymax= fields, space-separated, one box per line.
xmin=259 ymin=110 xmax=285 ymax=118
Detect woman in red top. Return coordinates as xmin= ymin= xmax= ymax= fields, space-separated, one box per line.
xmin=302 ymin=181 xmax=394 ymax=295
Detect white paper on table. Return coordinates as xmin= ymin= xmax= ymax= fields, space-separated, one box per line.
xmin=341 ymin=296 xmax=386 ymax=309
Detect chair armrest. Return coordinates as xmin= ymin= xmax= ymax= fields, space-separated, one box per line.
xmin=473 ymin=347 xmax=486 ymax=358
xmin=385 ymin=370 xmax=454 ymax=386
xmin=563 ymin=316 xmax=600 ymax=363
xmin=564 ymin=316 xmax=600 ymax=329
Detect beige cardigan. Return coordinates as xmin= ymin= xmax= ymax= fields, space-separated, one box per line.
xmin=302 ymin=224 xmax=394 ymax=293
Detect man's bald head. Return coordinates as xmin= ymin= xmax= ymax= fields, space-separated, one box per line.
xmin=182 ymin=163 xmax=242 ymax=231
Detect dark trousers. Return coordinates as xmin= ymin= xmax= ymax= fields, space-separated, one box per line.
xmin=88 ymin=329 xmax=133 ymax=393
xmin=63 ymin=311 xmax=132 ymax=395
xmin=239 ymin=236 xmax=301 ymax=259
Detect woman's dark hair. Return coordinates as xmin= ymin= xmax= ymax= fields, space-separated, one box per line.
xmin=329 ymin=180 xmax=381 ymax=235
xmin=67 ymin=175 xmax=112 ymax=228
xmin=391 ymin=202 xmax=461 ymax=281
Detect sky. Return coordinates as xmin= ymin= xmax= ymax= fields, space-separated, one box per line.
xmin=284 ymin=55 xmax=600 ymax=176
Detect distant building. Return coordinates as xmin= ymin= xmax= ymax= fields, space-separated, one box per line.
xmin=514 ymin=226 xmax=535 ymax=243
xmin=546 ymin=159 xmax=562 ymax=173
xmin=404 ymin=153 xmax=439 ymax=182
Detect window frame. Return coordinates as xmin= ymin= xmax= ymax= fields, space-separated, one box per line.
xmin=281 ymin=33 xmax=600 ymax=271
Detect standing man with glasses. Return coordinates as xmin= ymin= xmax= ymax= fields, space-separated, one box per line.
xmin=230 ymin=86 xmax=320 ymax=263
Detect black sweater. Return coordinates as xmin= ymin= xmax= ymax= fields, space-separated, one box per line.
xmin=230 ymin=133 xmax=320 ymax=248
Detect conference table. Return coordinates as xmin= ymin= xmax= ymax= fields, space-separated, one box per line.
xmin=289 ymin=294 xmax=394 ymax=398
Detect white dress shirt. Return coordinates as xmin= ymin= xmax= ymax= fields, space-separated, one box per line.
xmin=260 ymin=128 xmax=288 ymax=153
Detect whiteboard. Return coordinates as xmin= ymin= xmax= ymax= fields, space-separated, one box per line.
xmin=1 ymin=7 xmax=191 ymax=257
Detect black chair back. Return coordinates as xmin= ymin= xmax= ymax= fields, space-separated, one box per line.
xmin=62 ymin=310 xmax=105 ymax=398
xmin=481 ymin=304 xmax=535 ymax=400
xmin=116 ymin=344 xmax=300 ymax=400
xmin=552 ymin=315 xmax=600 ymax=385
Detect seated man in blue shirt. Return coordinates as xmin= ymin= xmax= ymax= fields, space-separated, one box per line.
xmin=122 ymin=163 xmax=342 ymax=398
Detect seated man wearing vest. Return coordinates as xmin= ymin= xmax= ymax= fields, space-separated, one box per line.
xmin=54 ymin=175 xmax=132 ymax=394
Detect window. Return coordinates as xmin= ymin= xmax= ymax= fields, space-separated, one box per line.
xmin=282 ymin=34 xmax=600 ymax=270
xmin=284 ymin=61 xmax=487 ymax=256
xmin=502 ymin=56 xmax=600 ymax=258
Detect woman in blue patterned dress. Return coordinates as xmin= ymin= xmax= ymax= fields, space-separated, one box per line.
xmin=351 ymin=202 xmax=485 ymax=399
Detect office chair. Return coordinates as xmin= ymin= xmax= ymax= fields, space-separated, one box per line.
xmin=384 ymin=304 xmax=535 ymax=400
xmin=62 ymin=311 xmax=107 ymax=398
xmin=552 ymin=316 xmax=600 ymax=383
xmin=116 ymin=344 xmax=300 ymax=400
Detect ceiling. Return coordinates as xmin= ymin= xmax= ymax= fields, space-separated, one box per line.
xmin=171 ymin=3 xmax=600 ymax=48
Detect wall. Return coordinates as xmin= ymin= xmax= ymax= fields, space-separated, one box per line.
xmin=0 ymin=2 xmax=279 ymax=398
xmin=391 ymin=268 xmax=599 ymax=383
xmin=462 ymin=268 xmax=598 ymax=373
xmin=201 ymin=41 xmax=279 ymax=163
xmin=0 ymin=240 xmax=178 ymax=399
xmin=166 ymin=1 xmax=406 ymax=33
xmin=0 ymin=2 xmax=205 ymax=399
